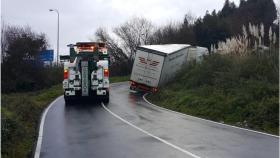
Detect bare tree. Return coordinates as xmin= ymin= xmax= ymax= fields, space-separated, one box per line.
xmin=150 ymin=22 xmax=182 ymax=44
xmin=95 ymin=27 xmax=128 ymax=63
xmin=276 ymin=4 xmax=280 ymax=46
xmin=113 ymin=17 xmax=154 ymax=61
xmin=1 ymin=21 xmax=7 ymax=61
xmin=94 ymin=27 xmax=132 ymax=76
xmin=184 ymin=12 xmax=197 ymax=25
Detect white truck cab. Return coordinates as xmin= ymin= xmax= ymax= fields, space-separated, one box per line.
xmin=62 ymin=42 xmax=110 ymax=104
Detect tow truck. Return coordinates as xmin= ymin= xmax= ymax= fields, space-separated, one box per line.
xmin=61 ymin=42 xmax=110 ymax=104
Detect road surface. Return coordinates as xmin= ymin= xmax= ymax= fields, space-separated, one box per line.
xmin=38 ymin=82 xmax=279 ymax=158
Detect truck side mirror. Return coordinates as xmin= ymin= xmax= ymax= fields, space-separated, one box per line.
xmin=60 ymin=55 xmax=70 ymax=62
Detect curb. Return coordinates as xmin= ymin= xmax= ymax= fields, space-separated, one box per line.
xmin=110 ymin=81 xmax=128 ymax=85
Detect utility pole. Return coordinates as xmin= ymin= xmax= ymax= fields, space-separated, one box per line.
xmin=49 ymin=9 xmax=59 ymax=66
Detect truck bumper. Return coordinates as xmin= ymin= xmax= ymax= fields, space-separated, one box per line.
xmin=129 ymin=80 xmax=158 ymax=93
xmin=64 ymin=88 xmax=109 ymax=98
xmin=64 ymin=88 xmax=109 ymax=104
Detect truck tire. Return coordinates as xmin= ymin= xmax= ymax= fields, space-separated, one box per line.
xmin=103 ymin=97 xmax=109 ymax=103
xmin=64 ymin=95 xmax=70 ymax=105
xmin=103 ymin=92 xmax=110 ymax=103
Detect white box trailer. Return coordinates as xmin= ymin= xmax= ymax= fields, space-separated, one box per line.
xmin=130 ymin=44 xmax=208 ymax=92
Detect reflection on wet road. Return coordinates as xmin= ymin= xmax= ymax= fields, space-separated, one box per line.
xmin=39 ymin=82 xmax=279 ymax=158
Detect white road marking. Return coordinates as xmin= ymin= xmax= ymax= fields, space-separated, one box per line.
xmin=101 ymin=102 xmax=201 ymax=158
xmin=33 ymin=82 xmax=126 ymax=158
xmin=143 ymin=93 xmax=279 ymax=138
xmin=34 ymin=96 xmax=63 ymax=158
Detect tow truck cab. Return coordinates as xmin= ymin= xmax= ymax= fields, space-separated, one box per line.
xmin=62 ymin=42 xmax=110 ymax=103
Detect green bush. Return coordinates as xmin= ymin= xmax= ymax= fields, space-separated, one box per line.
xmin=1 ymin=25 xmax=64 ymax=93
xmin=1 ymin=85 xmax=63 ymax=158
xmin=148 ymin=53 xmax=279 ymax=135
xmin=1 ymin=65 xmax=63 ymax=93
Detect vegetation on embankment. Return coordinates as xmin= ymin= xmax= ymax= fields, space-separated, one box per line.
xmin=147 ymin=53 xmax=279 ymax=135
xmin=110 ymin=75 xmax=130 ymax=83
xmin=1 ymin=85 xmax=63 ymax=158
xmin=1 ymin=76 xmax=129 ymax=158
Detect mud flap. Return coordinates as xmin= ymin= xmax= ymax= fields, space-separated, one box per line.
xmin=81 ymin=61 xmax=89 ymax=96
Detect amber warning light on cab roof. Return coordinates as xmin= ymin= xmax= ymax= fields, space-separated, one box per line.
xmin=75 ymin=42 xmax=106 ymax=53
xmin=77 ymin=45 xmax=95 ymax=52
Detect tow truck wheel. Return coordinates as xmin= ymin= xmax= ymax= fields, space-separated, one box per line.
xmin=64 ymin=95 xmax=70 ymax=105
xmin=103 ymin=92 xmax=110 ymax=103
xmin=103 ymin=97 xmax=109 ymax=103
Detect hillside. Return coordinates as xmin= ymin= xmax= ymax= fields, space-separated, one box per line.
xmin=147 ymin=53 xmax=279 ymax=135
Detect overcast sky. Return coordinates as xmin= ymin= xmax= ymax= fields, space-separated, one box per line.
xmin=1 ymin=0 xmax=259 ymax=57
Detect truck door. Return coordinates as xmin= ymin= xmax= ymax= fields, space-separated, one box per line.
xmin=143 ymin=52 xmax=163 ymax=87
xmin=131 ymin=50 xmax=164 ymax=88
xmin=131 ymin=50 xmax=149 ymax=84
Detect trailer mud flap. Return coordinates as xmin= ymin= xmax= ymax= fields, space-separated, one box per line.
xmin=81 ymin=61 xmax=89 ymax=96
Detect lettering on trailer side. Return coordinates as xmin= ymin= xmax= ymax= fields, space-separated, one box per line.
xmin=81 ymin=61 xmax=89 ymax=96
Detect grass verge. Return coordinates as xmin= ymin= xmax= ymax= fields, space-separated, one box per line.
xmin=147 ymin=53 xmax=279 ymax=135
xmin=110 ymin=75 xmax=130 ymax=83
xmin=1 ymin=75 xmax=130 ymax=158
xmin=1 ymin=85 xmax=63 ymax=158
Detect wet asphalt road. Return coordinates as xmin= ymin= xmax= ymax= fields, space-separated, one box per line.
xmin=40 ymin=82 xmax=279 ymax=158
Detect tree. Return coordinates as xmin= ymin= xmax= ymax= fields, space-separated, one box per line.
xmin=183 ymin=12 xmax=197 ymax=25
xmin=1 ymin=25 xmax=49 ymax=92
xmin=237 ymin=0 xmax=277 ymax=45
xmin=113 ymin=17 xmax=154 ymax=61
xmin=95 ymin=27 xmax=128 ymax=63
xmin=193 ymin=10 xmax=231 ymax=50
xmin=219 ymin=0 xmax=237 ymax=18
xmin=94 ymin=27 xmax=131 ymax=76
xmin=2 ymin=25 xmax=47 ymax=63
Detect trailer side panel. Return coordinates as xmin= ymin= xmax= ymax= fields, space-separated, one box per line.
xmin=130 ymin=50 xmax=164 ymax=88
xmin=158 ymin=48 xmax=189 ymax=86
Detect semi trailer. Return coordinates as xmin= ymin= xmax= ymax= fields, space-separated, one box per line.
xmin=130 ymin=44 xmax=208 ymax=93
xmin=62 ymin=42 xmax=110 ymax=104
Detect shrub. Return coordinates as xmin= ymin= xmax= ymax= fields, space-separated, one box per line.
xmin=148 ymin=52 xmax=279 ymax=135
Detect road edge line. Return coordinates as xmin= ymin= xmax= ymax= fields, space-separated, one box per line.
xmin=110 ymin=81 xmax=128 ymax=85
xmin=34 ymin=96 xmax=63 ymax=158
xmin=101 ymin=102 xmax=201 ymax=158
xmin=143 ymin=93 xmax=279 ymax=138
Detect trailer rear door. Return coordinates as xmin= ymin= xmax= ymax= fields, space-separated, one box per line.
xmin=130 ymin=50 xmax=164 ymax=88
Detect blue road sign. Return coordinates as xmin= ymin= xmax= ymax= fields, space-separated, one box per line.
xmin=39 ymin=50 xmax=54 ymax=62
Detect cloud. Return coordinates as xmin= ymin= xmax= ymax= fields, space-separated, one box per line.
xmin=2 ymin=0 xmax=245 ymax=55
